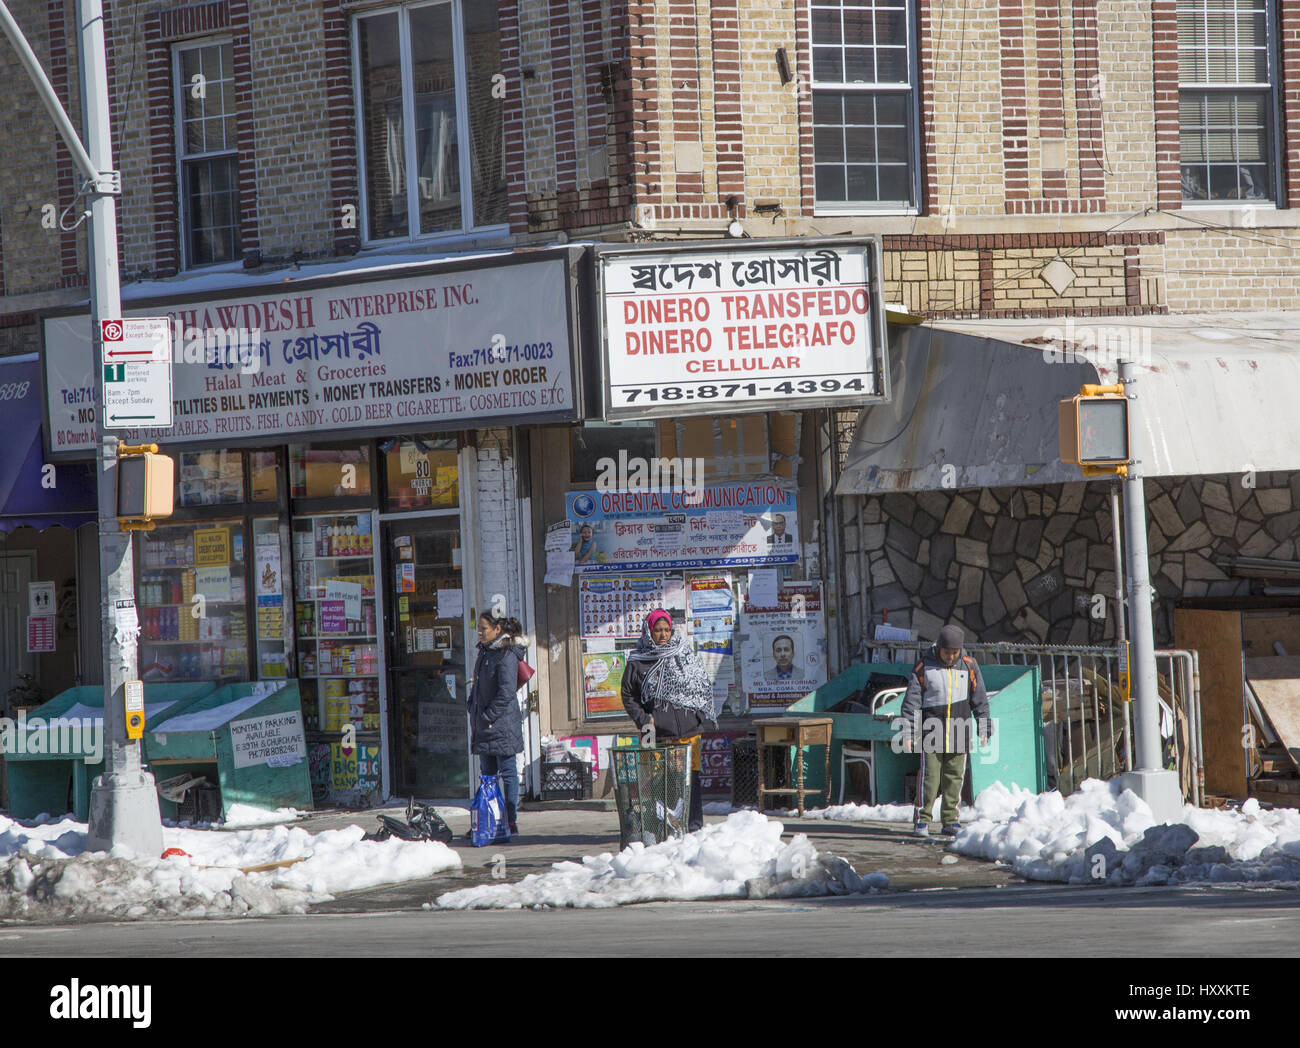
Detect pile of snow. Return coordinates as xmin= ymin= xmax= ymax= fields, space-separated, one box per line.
xmin=950 ymin=779 xmax=1300 ymax=886
xmin=0 ymin=812 xmax=461 ymax=921
xmin=433 ymin=810 xmax=888 ymax=910
xmin=804 ymin=801 xmax=917 ymax=823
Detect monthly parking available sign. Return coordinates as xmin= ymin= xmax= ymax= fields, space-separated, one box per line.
xmin=101 ymin=317 xmax=172 ymax=429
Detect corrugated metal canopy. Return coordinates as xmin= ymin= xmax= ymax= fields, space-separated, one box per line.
xmin=836 ymin=314 xmax=1300 ymax=494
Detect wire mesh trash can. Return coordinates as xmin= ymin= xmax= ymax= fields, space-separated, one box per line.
xmin=610 ymin=744 xmax=692 ymax=850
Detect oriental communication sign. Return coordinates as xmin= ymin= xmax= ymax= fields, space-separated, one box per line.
xmin=598 ymin=239 xmax=888 ymax=419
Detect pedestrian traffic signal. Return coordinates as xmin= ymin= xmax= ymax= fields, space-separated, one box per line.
xmin=1059 ymin=385 xmax=1129 ymax=476
xmin=117 ymin=445 xmax=174 ymax=527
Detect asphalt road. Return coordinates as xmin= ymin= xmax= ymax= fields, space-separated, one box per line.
xmin=3 ymin=884 xmax=1297 ymax=957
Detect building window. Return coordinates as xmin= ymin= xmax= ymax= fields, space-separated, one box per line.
xmin=810 ymin=0 xmax=918 ymax=210
xmin=1178 ymin=0 xmax=1278 ymax=203
xmin=175 ymin=40 xmax=240 ymax=266
xmin=354 ymin=1 xmax=506 ymax=242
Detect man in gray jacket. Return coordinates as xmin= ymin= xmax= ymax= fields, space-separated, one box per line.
xmin=899 ymin=624 xmax=992 ymax=837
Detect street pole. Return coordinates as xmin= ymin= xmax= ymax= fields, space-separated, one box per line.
xmin=78 ymin=0 xmax=163 ymax=855
xmin=1109 ymin=482 xmax=1132 ymax=771
xmin=1114 ymin=359 xmax=1182 ymax=822
xmin=0 ymin=0 xmax=163 ymax=853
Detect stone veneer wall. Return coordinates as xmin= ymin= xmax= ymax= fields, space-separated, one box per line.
xmin=839 ymin=471 xmax=1300 ymax=653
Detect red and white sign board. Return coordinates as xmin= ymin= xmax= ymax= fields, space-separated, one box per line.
xmin=598 ymin=240 xmax=888 ymax=419
xmin=27 ymin=615 xmax=56 ymax=653
xmin=101 ymin=316 xmax=172 ymax=429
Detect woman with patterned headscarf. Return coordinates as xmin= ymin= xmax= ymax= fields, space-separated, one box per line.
xmin=621 ymin=609 xmax=716 ymax=832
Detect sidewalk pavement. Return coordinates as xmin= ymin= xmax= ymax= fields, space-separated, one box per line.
xmin=286 ymin=803 xmax=1031 ymax=913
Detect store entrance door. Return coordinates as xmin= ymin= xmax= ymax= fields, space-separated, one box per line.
xmin=383 ymin=516 xmax=469 ymax=797
xmin=0 ymin=550 xmax=37 ymax=700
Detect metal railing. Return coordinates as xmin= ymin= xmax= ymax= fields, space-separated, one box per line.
xmin=868 ymin=642 xmax=1204 ymax=807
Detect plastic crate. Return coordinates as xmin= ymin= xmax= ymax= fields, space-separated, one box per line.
xmin=541 ymin=759 xmax=593 ymax=801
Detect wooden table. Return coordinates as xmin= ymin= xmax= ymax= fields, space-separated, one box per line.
xmin=755 ymin=717 xmax=834 ymax=816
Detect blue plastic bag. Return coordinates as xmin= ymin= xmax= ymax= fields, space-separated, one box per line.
xmin=470 ymin=773 xmax=512 ymax=847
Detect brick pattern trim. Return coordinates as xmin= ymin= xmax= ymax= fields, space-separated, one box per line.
xmin=158 ymin=0 xmax=230 ymax=41
xmin=550 ymin=0 xmax=578 ymax=196
xmin=323 ymin=0 xmax=360 ymax=254
xmin=0 ymin=312 xmax=34 ymax=330
xmin=609 ymin=0 xmax=635 ymax=217
xmin=145 ymin=14 xmax=180 ymax=277
xmin=1000 ymin=0 xmax=1029 ymax=207
xmin=929 ymin=304 xmax=1163 ymax=318
xmin=628 ymin=0 xmax=661 ymax=204
xmin=667 ymin=0 xmax=703 ymax=203
xmin=1281 ymin=0 xmax=1300 ymax=206
xmin=229 ymin=0 xmax=257 ymax=257
xmin=885 ymin=231 xmax=1165 ymax=318
xmin=710 ymin=0 xmax=743 ymax=214
xmin=1036 ymin=0 xmax=1067 ymax=198
xmin=917 ymin=0 xmax=937 ymax=213
xmin=1006 ymin=197 xmax=1107 ymax=214
xmin=49 ymin=2 xmax=79 ymax=288
xmin=886 ymin=231 xmax=1163 ymax=249
xmin=499 ymin=0 xmax=529 ymax=234
xmin=1152 ymin=0 xmax=1181 ymax=210
xmin=796 ymin=0 xmax=814 ymax=213
xmin=1124 ymin=245 xmax=1141 ymax=305
xmin=581 ymin=0 xmax=607 ymax=194
xmin=1072 ymin=0 xmax=1105 ymax=205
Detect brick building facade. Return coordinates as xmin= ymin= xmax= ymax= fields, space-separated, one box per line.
xmin=3 ymin=1 xmax=1299 ymax=337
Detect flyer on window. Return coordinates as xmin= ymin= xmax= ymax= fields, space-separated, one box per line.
xmin=740 ymin=581 xmax=826 ymax=710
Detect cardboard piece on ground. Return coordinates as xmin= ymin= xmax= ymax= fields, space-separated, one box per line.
xmin=1244 ymin=656 xmax=1300 ymax=773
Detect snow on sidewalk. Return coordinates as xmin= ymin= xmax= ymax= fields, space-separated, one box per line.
xmin=0 ymin=810 xmax=461 ymax=921
xmin=433 ymin=810 xmax=889 ymax=910
xmin=948 ymin=779 xmax=1300 ymax=886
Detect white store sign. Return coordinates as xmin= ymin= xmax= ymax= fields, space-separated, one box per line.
xmin=230 ymin=711 xmax=307 ymax=769
xmin=42 ymin=256 xmax=578 ymax=456
xmin=598 ymin=239 xmax=888 ymax=419
xmin=101 ymin=316 xmax=173 ymax=429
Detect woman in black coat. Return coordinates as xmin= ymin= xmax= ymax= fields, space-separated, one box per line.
xmin=468 ymin=611 xmax=525 ymax=834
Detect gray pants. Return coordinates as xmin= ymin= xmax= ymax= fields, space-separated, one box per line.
xmin=916 ymin=750 xmax=966 ymax=827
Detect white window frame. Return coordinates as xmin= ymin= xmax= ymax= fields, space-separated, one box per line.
xmin=352 ymin=1 xmax=508 ymax=246
xmin=173 ymin=37 xmax=241 ymax=270
xmin=809 ymin=0 xmax=922 ymax=216
xmin=1176 ymin=0 xmax=1284 ymax=208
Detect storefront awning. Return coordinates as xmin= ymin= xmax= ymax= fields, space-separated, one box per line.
xmin=0 ymin=355 xmax=96 ymax=532
xmin=836 ymin=314 xmax=1300 ymax=494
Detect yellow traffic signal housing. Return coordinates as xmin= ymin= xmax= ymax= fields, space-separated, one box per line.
xmin=1059 ymin=389 xmax=1130 ymax=477
xmin=117 ymin=445 xmax=174 ymax=527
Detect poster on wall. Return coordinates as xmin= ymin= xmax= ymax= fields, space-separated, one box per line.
xmin=582 ymin=652 xmax=626 ymax=718
xmin=579 ymin=575 xmax=665 ymax=639
xmin=687 ymin=573 xmax=737 ymax=714
xmin=598 ymin=239 xmax=886 ymax=419
xmin=741 ymin=581 xmax=826 ymax=711
xmin=566 ymin=483 xmax=798 ymax=573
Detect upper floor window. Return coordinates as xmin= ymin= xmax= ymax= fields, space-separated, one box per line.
xmin=175 ymin=40 xmax=241 ymax=266
xmin=810 ymin=0 xmax=919 ymax=211
xmin=1178 ymin=0 xmax=1279 ymax=203
xmin=354 ymin=1 xmax=506 ymax=242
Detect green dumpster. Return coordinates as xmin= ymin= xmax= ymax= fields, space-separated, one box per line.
xmin=148 ymin=681 xmax=313 ymax=820
xmin=3 ymin=682 xmax=215 ymax=820
xmin=780 ymin=662 xmax=1046 ymax=807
